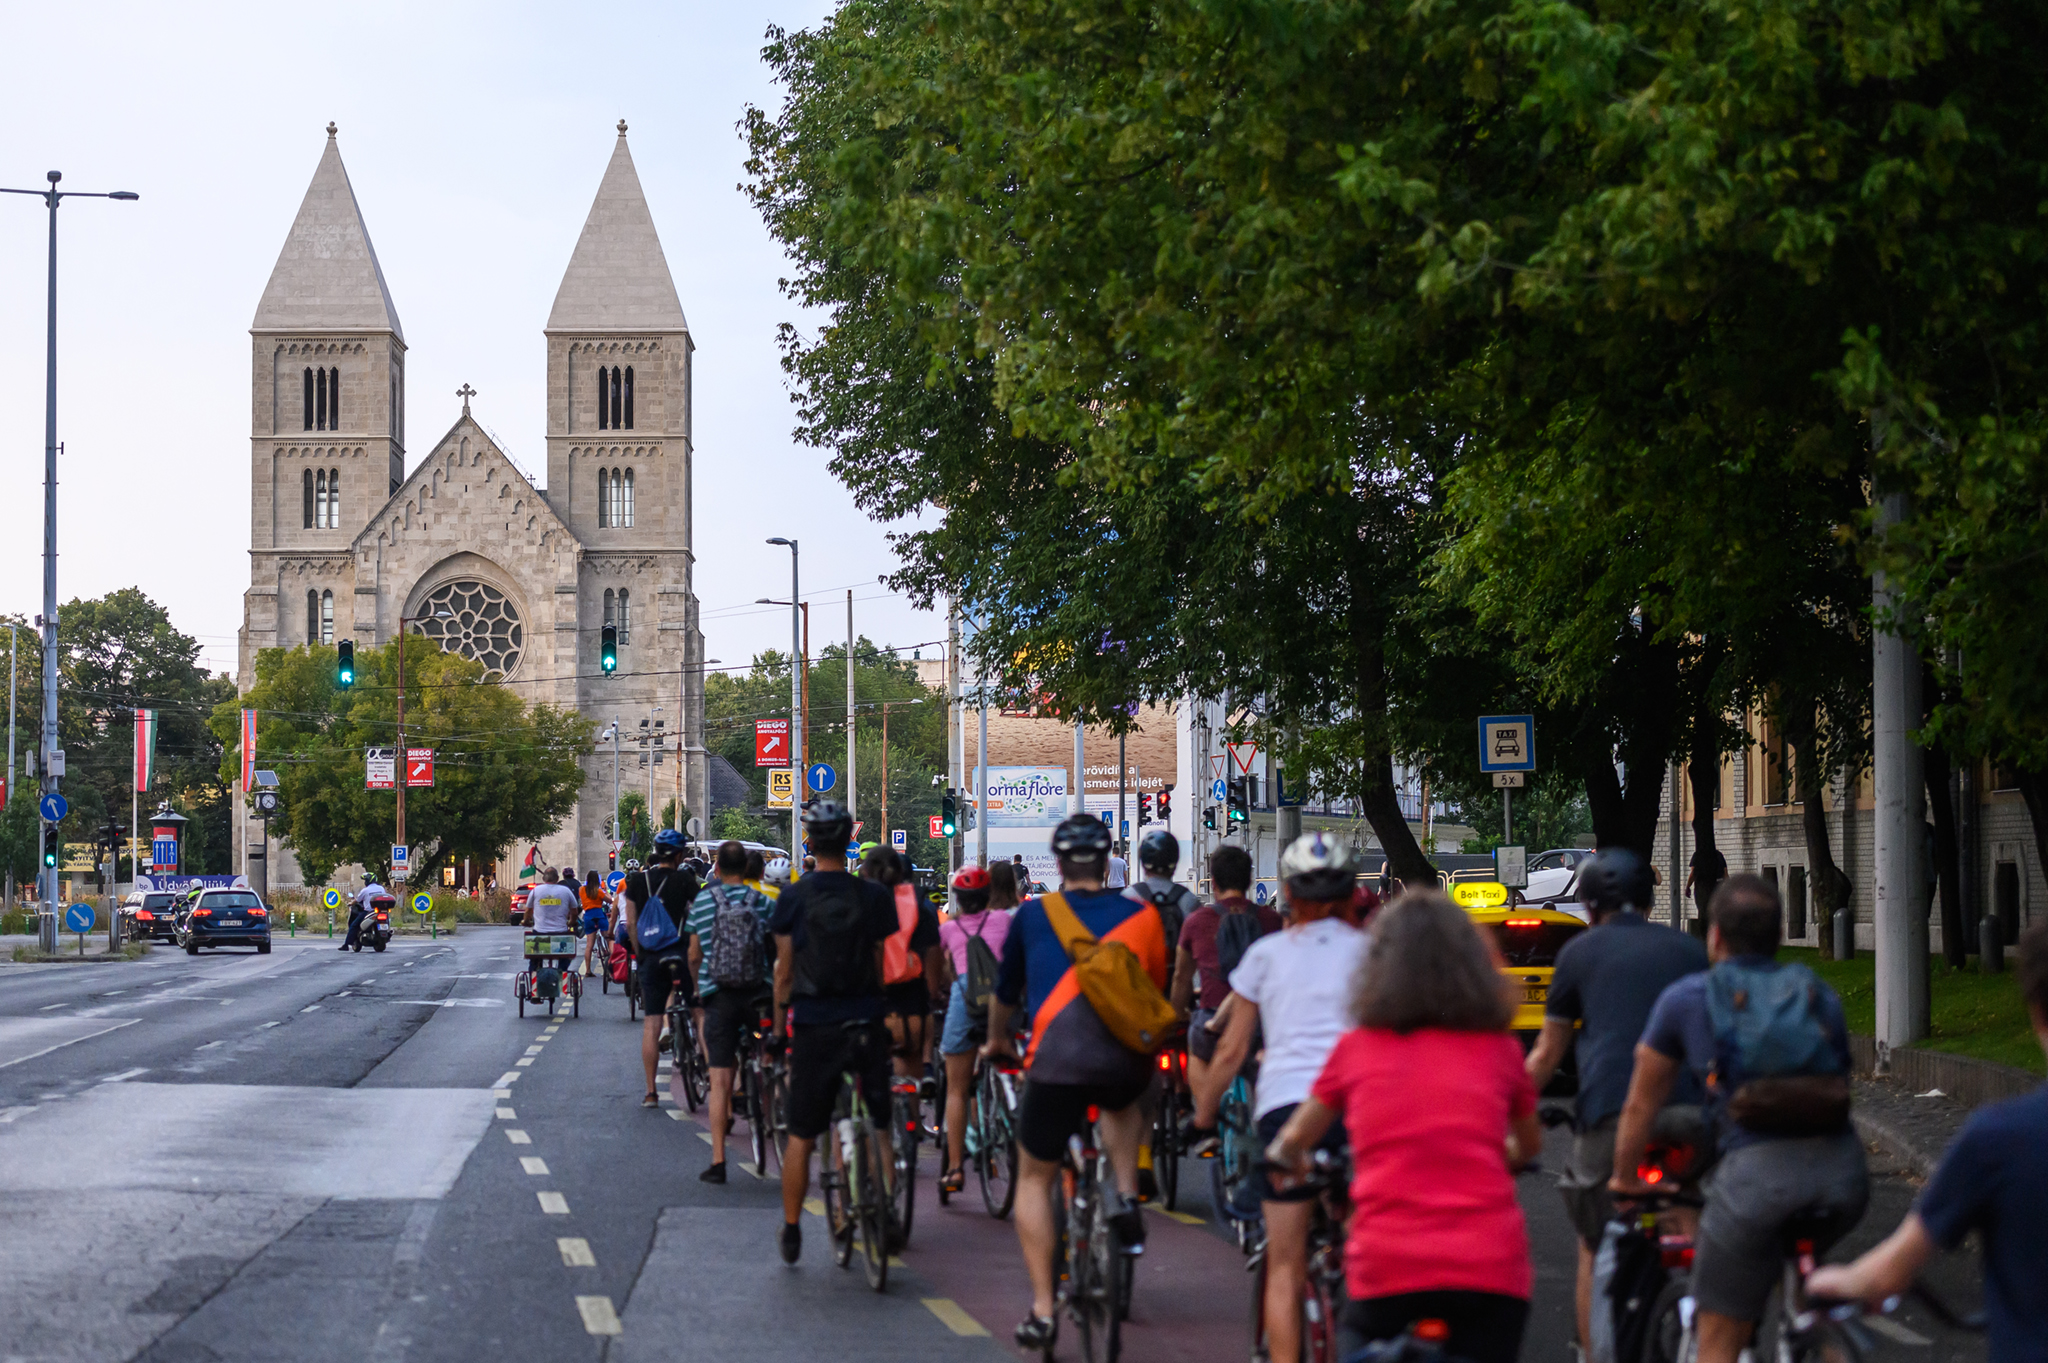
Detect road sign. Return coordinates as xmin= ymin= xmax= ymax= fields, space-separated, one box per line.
xmin=1226 ymin=742 xmax=1260 ymax=777
xmin=322 ymin=887 xmax=342 ymax=910
xmin=606 ymin=871 xmax=624 ymax=893
xmin=391 ymin=844 xmax=410 ymax=874
xmin=767 ymin=769 xmax=795 ymax=808
xmin=1495 ymin=845 xmax=1528 ymax=889
xmin=1210 ymin=778 xmax=1227 ymax=802
xmin=1492 ymin=771 xmax=1525 ymax=789
xmin=755 ymin=719 xmax=790 ymax=767
xmin=411 ymin=892 xmax=433 ymax=915
xmin=406 ymin=748 xmax=434 ymax=788
xmin=1277 ymin=771 xmax=1305 ymax=808
xmin=38 ymin=792 xmax=67 ymax=823
xmin=806 ymin=762 xmax=837 ymax=793
xmin=1477 ymin=715 xmax=1535 ymax=773
xmin=890 ymin=828 xmax=907 ymax=851
xmin=929 ymin=815 xmax=944 ymax=838
xmin=365 ymin=747 xmax=396 ymax=790
xmin=64 ymin=902 xmax=94 ymax=934
xmin=1451 ymin=882 xmax=1510 ymax=910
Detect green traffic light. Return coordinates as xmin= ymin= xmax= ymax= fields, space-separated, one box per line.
xmin=600 ymin=625 xmax=618 ymax=674
xmin=336 ymin=640 xmax=355 ymax=689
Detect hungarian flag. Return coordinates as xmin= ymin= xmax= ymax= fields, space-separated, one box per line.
xmin=518 ymin=846 xmax=541 ymax=884
xmin=134 ymin=710 xmax=157 ymax=793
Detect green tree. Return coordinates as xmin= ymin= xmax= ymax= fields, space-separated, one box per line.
xmin=215 ymin=638 xmax=592 ymax=883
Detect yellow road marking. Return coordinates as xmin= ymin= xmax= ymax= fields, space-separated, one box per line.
xmin=575 ymin=1296 xmax=621 ymax=1335
xmin=1159 ymin=1209 xmax=1204 ymax=1225
xmin=521 ymin=1157 xmax=549 ymax=1175
xmin=802 ymin=1197 xmax=826 ymax=1217
xmin=557 ymin=1237 xmax=596 ymax=1267
xmin=538 ymin=1191 xmax=570 ymax=1214
xmin=923 ymin=1299 xmax=989 ymax=1336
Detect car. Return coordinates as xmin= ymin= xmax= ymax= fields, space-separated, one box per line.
xmin=508 ymin=886 xmax=530 ymax=925
xmin=120 ymin=891 xmax=183 ymax=942
xmin=1465 ymin=903 xmax=1586 ymax=1094
xmin=1516 ymin=847 xmax=1595 ymax=918
xmin=177 ymin=888 xmax=272 ymax=954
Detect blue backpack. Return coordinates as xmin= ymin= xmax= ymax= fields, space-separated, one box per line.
xmin=1705 ymin=960 xmax=1849 ymax=1134
xmin=635 ymin=869 xmax=684 ymax=953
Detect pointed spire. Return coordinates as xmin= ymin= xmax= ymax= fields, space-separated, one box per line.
xmin=547 ymin=128 xmax=687 ymax=332
xmin=253 ymin=128 xmax=403 ymax=338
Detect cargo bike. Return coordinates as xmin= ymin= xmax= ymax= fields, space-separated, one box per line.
xmin=517 ymin=932 xmax=583 ymax=1018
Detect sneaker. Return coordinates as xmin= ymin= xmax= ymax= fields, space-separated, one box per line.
xmin=779 ymin=1220 xmax=802 ymax=1265
xmin=1228 ymin=1179 xmax=1263 ymax=1222
xmin=1137 ymin=1166 xmax=1159 ymax=1203
xmin=1014 ymin=1314 xmax=1057 ymax=1351
xmin=1108 ymin=1195 xmax=1147 ymax=1252
xmin=699 ymin=1161 xmax=727 ymax=1185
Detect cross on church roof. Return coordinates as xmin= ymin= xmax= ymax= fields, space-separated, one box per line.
xmin=457 ymin=383 xmax=476 ymax=413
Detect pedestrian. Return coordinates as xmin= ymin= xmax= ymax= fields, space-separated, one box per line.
xmin=1104 ymin=842 xmax=1129 ymax=888
xmin=987 ymin=859 xmax=1023 ymax=913
xmin=1524 ymin=847 xmax=1708 ymax=1354
xmin=1807 ymin=922 xmax=2048 ymax=1360
xmin=1267 ymin=890 xmax=1542 ymax=1363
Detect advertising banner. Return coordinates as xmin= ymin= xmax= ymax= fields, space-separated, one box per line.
xmin=406 ymin=748 xmax=434 ymax=787
xmin=240 ymin=709 xmax=258 ymax=792
xmin=365 ymin=747 xmax=396 ymax=790
xmin=755 ymin=719 xmax=790 ymax=767
xmin=134 ymin=709 xmax=157 ymax=793
xmin=981 ymin=765 xmax=1069 ymax=828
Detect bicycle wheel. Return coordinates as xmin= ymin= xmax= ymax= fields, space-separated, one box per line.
xmin=627 ymin=961 xmax=639 ymax=1020
xmin=857 ymin=1116 xmax=891 ymax=1292
xmin=931 ymin=1061 xmax=950 ymax=1204
xmin=1644 ymin=1276 xmax=1694 ymax=1363
xmin=1300 ymin=1259 xmax=1342 ymax=1363
xmin=822 ymin=1112 xmax=855 ymax=1268
xmin=1249 ymin=1239 xmax=1271 ymax=1363
xmin=977 ymin=1065 xmax=1019 ymax=1219
xmin=682 ymin=1018 xmax=710 ymax=1111
xmin=1153 ymin=1080 xmax=1182 ymax=1211
xmin=747 ymin=1056 xmax=771 ymax=1172
xmin=890 ymin=1086 xmax=917 ymax=1251
xmin=1069 ymin=1194 xmax=1110 ymax=1363
xmin=765 ymin=1057 xmax=790 ymax=1172
xmin=569 ymin=970 xmax=581 ymax=1019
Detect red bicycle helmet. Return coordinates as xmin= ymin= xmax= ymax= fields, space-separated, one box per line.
xmin=951 ymin=864 xmax=992 ymax=912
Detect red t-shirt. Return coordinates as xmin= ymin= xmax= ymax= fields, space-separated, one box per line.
xmin=1310 ymin=1027 xmax=1536 ymax=1302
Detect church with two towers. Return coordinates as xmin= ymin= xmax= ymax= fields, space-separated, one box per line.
xmin=235 ymin=122 xmax=708 ymax=886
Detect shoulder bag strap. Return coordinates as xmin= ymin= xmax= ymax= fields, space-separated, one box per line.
xmin=1040 ymin=892 xmax=1095 ymax=960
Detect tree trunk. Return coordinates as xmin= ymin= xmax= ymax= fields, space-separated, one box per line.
xmin=1923 ymin=742 xmax=1965 ymax=969
xmin=1585 ymin=634 xmax=1680 ymax=858
xmin=1685 ymin=645 xmax=1728 ymax=931
xmin=1788 ymin=715 xmax=1853 ymax=947
xmin=1349 ymin=612 xmax=1435 ymax=890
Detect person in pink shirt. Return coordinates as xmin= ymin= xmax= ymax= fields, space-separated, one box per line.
xmin=1266 ymin=891 xmax=1541 ymax=1363
xmin=935 ymin=862 xmax=1016 ymax=1192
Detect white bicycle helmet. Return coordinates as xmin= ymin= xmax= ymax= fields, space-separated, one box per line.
xmin=763 ymin=856 xmax=793 ymax=887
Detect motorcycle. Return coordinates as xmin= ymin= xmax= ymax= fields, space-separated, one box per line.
xmin=350 ymin=895 xmax=395 ymax=953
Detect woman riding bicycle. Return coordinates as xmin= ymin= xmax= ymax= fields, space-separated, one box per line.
xmin=1267 ymin=890 xmax=1542 ymax=1363
xmin=936 ymin=862 xmax=1016 ymax=1195
xmin=1194 ymin=832 xmax=1371 ymax=1363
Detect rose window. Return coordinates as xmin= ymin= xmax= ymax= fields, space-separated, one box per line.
xmin=412 ymin=580 xmax=523 ymax=680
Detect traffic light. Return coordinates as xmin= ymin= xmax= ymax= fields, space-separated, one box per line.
xmin=1157 ymin=786 xmax=1173 ymax=823
xmin=43 ymin=847 xmax=56 ymax=868
xmin=600 ymin=625 xmax=618 ymax=674
xmin=1227 ymin=779 xmax=1248 ymax=825
xmin=1137 ymin=793 xmax=1152 ymax=826
xmin=940 ymin=790 xmax=959 ymax=838
xmin=1203 ymin=806 xmax=1216 ymax=831
xmin=336 ymin=639 xmax=354 ymax=689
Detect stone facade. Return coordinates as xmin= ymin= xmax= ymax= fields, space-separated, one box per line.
xmin=236 ymin=124 xmax=707 ymax=886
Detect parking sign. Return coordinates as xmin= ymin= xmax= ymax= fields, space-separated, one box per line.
xmin=890 ymin=828 xmax=907 ymax=850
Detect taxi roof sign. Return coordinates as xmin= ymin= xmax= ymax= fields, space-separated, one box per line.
xmin=1451 ymin=881 xmax=1511 ymax=910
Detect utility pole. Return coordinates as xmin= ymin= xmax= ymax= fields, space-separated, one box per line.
xmin=1118 ymin=731 xmax=1127 ymax=868
xmin=1873 ymin=490 xmax=1928 ymax=1056
xmin=947 ymin=606 xmax=962 ymax=871
xmin=5 ymin=625 xmax=14 ymax=910
xmin=976 ymin=682 xmax=989 ymax=869
xmin=1276 ymin=725 xmax=1302 ymax=846
xmin=1072 ymin=720 xmax=1086 ymax=818
xmin=846 ymin=590 xmax=857 ymax=824
xmin=767 ymin=539 xmax=801 ymax=855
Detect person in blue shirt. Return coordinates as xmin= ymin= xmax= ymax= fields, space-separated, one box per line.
xmin=1808 ymin=922 xmax=2048 ymax=1361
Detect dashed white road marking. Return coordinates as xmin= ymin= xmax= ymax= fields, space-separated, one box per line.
xmin=575 ymin=1296 xmax=620 ymax=1335
xmin=38 ymin=1003 xmax=67 ymax=1011
xmin=494 ymin=1072 xmax=522 ymax=1087
xmin=197 ymin=1041 xmax=224 ymax=1051
xmin=520 ymin=1157 xmax=549 ymax=1175
xmin=496 ymin=1107 xmax=516 ymax=1119
xmin=301 ymin=1005 xmax=320 ymax=1013
xmin=557 ymin=1237 xmax=596 ymax=1267
xmin=259 ymin=1021 xmax=282 ymax=1029
xmin=0 ymin=1106 xmax=38 ymax=1123
xmin=515 ymin=1057 xmax=533 ymax=1067
xmin=493 ymin=1088 xmax=512 ymax=1099
xmin=99 ymin=1068 xmax=149 ymax=1083
xmin=506 ymin=1129 xmax=532 ymax=1145
xmin=523 ymin=1046 xmax=544 ymax=1056
xmin=537 ymin=1191 xmax=569 ymax=1214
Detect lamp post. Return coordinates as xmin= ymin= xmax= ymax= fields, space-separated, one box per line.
xmin=2 ymin=171 xmax=138 ymax=951
xmin=764 ymin=536 xmax=802 ymax=856
xmin=392 ymin=610 xmax=451 ymax=875
xmin=600 ymin=721 xmax=621 ymax=869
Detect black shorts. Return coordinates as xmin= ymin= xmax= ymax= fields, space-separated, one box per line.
xmin=1017 ymin=1077 xmax=1150 ymax=1164
xmin=784 ymin=1021 xmax=893 ymax=1142
xmin=882 ymin=978 xmax=930 ymax=1020
xmin=1340 ymin=1292 xmax=1528 ymax=1363
xmin=1251 ymin=1103 xmax=1349 ymax=1204
xmin=701 ymin=987 xmax=771 ymax=1069
xmin=640 ymin=950 xmax=691 ymax=1016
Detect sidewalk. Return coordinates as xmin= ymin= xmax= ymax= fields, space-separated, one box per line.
xmin=0 ymin=931 xmax=151 ymax=964
xmin=1851 ymin=1076 xmax=1979 ymax=1179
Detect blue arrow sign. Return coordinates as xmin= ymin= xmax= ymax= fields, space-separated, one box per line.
xmin=411 ymin=892 xmax=433 ymax=915
xmin=322 ymin=887 xmax=342 ymax=909
xmin=806 ymin=762 xmax=837 ymax=794
xmin=64 ymin=902 xmax=94 ymax=934
xmin=606 ymin=871 xmax=624 ymax=893
xmin=38 ymin=792 xmax=67 ymax=823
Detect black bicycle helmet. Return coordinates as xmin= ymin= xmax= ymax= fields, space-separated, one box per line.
xmin=1050 ymin=812 xmax=1113 ymax=860
xmin=1280 ymin=831 xmax=1354 ymax=901
xmin=1137 ymin=828 xmax=1180 ymax=877
xmin=801 ymin=798 xmax=854 ymax=848
xmin=1576 ymin=847 xmax=1651 ymax=918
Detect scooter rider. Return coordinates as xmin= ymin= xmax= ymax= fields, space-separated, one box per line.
xmin=342 ymin=879 xmax=389 ymax=951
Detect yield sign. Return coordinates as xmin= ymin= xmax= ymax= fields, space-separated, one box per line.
xmin=1227 ymin=742 xmax=1261 ymax=776
xmin=1209 ymin=753 xmax=1226 ymax=779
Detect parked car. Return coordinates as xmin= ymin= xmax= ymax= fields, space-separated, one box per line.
xmin=1516 ymin=847 xmax=1595 ymax=918
xmin=509 ymin=885 xmax=530 ymax=926
xmin=177 ymin=888 xmax=272 ymax=954
xmin=120 ymin=891 xmax=183 ymax=942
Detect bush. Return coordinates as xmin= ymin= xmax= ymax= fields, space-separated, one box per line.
xmin=1 ymin=911 xmax=25 ymax=936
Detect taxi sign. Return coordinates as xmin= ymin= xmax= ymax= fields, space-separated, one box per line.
xmin=322 ymin=887 xmax=342 ymax=910
xmin=411 ymin=892 xmax=433 ymax=915
xmin=1451 ymin=881 xmax=1511 ymax=910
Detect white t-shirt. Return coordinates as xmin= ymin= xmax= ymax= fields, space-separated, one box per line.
xmin=527 ymin=882 xmax=577 ymax=933
xmin=1227 ymin=917 xmax=1369 ymax=1119
xmin=1105 ymin=855 xmax=1129 ymax=888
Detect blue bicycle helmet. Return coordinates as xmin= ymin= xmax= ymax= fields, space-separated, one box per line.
xmin=652 ymin=828 xmax=686 ymax=851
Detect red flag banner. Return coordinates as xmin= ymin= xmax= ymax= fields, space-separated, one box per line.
xmin=134 ymin=709 xmax=157 ymax=793
xmin=241 ymin=710 xmax=257 ymax=791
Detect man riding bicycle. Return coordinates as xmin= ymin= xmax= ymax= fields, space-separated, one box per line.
xmin=768 ymin=799 xmax=902 ymax=1266
xmin=1610 ymin=874 xmax=1866 ymax=1363
xmin=622 ymin=830 xmax=701 ymax=1108
xmin=686 ymin=839 xmax=777 ymax=1183
xmin=983 ymin=813 xmax=1170 ymax=1352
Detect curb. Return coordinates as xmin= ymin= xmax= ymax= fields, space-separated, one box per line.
xmin=1850 ymin=1108 xmax=1938 ymax=1180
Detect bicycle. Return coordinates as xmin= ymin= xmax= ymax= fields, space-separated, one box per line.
xmin=1151 ymin=1041 xmax=1190 ymax=1211
xmin=1248 ymin=1148 xmax=1350 ymax=1363
xmin=1047 ymin=1103 xmax=1135 ymax=1363
xmin=889 ymin=1072 xmax=920 ymax=1250
xmin=976 ymin=1056 xmax=1023 ymax=1219
xmin=1789 ymin=1282 xmax=1984 ymax=1363
xmin=818 ymin=1020 xmax=894 ymax=1292
xmin=1210 ymin=1074 xmax=1260 ymax=1248
xmin=662 ymin=978 xmax=709 ymax=1114
xmin=738 ymin=998 xmax=786 ymax=1174
xmin=517 ymin=934 xmax=581 ymax=1018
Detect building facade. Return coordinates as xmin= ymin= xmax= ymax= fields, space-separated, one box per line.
xmin=236 ymin=123 xmax=708 ymax=886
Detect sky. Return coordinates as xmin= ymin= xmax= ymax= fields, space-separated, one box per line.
xmin=0 ymin=0 xmax=945 ymax=682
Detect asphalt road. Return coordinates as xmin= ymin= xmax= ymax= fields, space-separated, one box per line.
xmin=0 ymin=926 xmax=1990 ymax=1363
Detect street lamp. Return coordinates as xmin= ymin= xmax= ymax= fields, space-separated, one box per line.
xmin=2 ymin=171 xmax=138 ymax=951
xmin=599 ymin=721 xmax=622 ymax=870
xmin=766 ymin=538 xmax=801 ymax=855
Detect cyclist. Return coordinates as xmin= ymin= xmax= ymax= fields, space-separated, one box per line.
xmin=1268 ymin=891 xmax=1542 ymax=1363
xmin=686 ymin=839 xmax=776 ymax=1184
xmin=1524 ymin=847 xmax=1707 ymax=1353
xmin=1195 ymin=832 xmax=1370 ymax=1363
xmin=742 ymin=849 xmax=782 ymax=901
xmin=577 ymin=870 xmax=609 ymax=977
xmin=1173 ymin=844 xmax=1279 ymax=1097
xmin=983 ymin=813 xmax=1170 ymax=1351
xmin=763 ymin=856 xmax=792 ymax=892
xmin=937 ymin=863 xmax=1013 ymax=1193
xmin=622 ymin=831 xmax=701 ymax=1109
xmin=1806 ymin=922 xmax=2047 ymax=1360
xmin=862 ymin=846 xmax=943 ymax=1080
xmin=768 ymin=800 xmax=901 ymax=1265
xmin=1610 ymin=875 xmax=1865 ymax=1363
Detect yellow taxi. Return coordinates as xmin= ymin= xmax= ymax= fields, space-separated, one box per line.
xmin=1449 ymin=883 xmax=1587 ymax=1080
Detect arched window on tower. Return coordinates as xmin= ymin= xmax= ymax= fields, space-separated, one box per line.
xmin=597 ymin=362 xmax=609 ymax=430
xmin=623 ymin=367 xmax=634 ymax=429
xmin=597 ymin=467 xmax=609 ymax=526
xmin=603 ymin=588 xmax=616 ymax=631
xmin=319 ymin=590 xmax=335 ymax=644
xmin=611 ymin=367 xmax=624 ymax=429
xmin=325 ymin=467 xmax=340 ymax=527
xmin=304 ymin=368 xmax=315 ymax=431
xmin=621 ymin=468 xmax=634 ymax=527
xmin=327 ymin=368 xmax=340 ymax=429
xmin=617 ymin=588 xmax=630 ymax=643
xmin=307 ymin=590 xmax=318 ymax=644
xmin=303 ymin=468 xmax=315 ymax=529
xmin=316 ymin=367 xmax=329 ymax=431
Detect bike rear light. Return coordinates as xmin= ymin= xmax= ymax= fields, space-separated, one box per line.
xmin=1159 ymin=1053 xmax=1172 ymax=1071
xmin=1660 ymin=1238 xmax=1695 ymax=1269
xmin=1637 ymin=1164 xmax=1666 ymax=1185
xmin=1414 ymin=1321 xmax=1450 ymax=1343
xmin=1084 ymin=1104 xmax=1100 ymax=1123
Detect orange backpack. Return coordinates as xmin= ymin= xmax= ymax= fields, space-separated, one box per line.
xmin=881 ymin=883 xmax=924 ymax=985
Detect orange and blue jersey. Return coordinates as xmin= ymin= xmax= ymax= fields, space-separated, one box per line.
xmin=996 ymin=888 xmax=1169 ymax=1086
